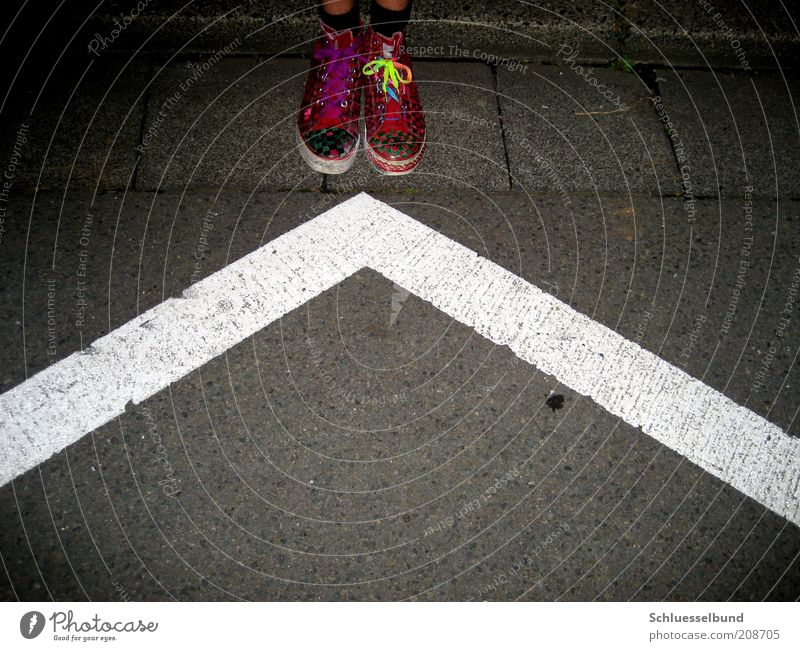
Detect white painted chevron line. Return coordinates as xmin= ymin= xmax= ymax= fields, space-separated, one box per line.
xmin=0 ymin=194 xmax=798 ymax=526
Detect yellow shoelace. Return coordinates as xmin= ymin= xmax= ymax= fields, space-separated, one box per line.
xmin=362 ymin=58 xmax=412 ymax=101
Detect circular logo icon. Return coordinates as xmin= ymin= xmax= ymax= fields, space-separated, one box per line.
xmin=20 ymin=611 xmax=45 ymax=639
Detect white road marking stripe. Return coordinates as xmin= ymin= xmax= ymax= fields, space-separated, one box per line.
xmin=1 ymin=194 xmax=798 ymax=526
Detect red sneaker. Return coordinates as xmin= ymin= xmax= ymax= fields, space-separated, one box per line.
xmin=297 ymin=21 xmax=364 ymax=174
xmin=361 ymin=27 xmax=426 ymax=175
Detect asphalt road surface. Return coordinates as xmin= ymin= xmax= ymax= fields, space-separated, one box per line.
xmin=1 ymin=0 xmax=799 ymax=601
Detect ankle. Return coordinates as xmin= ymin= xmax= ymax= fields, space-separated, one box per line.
xmin=320 ymin=2 xmax=361 ymax=34
xmin=369 ymin=0 xmax=411 ymax=37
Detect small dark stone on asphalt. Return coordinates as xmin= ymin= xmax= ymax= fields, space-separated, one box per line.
xmin=545 ymin=394 xmax=565 ymax=412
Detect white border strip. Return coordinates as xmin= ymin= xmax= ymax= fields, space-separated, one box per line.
xmin=1 ymin=193 xmax=798 ymax=526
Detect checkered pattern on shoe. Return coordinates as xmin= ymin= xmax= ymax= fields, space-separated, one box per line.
xmin=361 ymin=26 xmax=426 ymax=174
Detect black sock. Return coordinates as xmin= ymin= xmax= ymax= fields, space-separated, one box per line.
xmin=370 ymin=0 xmax=412 ymax=37
xmin=319 ymin=1 xmax=361 ymax=32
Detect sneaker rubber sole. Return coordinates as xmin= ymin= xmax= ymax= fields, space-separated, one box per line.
xmin=362 ymin=122 xmax=425 ymax=176
xmin=296 ymin=125 xmax=359 ymax=175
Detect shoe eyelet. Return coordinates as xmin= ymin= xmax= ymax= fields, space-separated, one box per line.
xmin=341 ymin=100 xmax=348 ymax=107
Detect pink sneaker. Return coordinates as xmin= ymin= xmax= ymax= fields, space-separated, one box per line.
xmin=297 ymin=21 xmax=364 ymax=174
xmin=361 ymin=26 xmax=426 ymax=175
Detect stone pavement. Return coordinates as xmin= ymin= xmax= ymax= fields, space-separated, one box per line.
xmin=3 ymin=39 xmax=799 ymax=198
xmin=0 ymin=1 xmax=799 ymax=601
xmin=30 ymin=0 xmax=800 ymax=66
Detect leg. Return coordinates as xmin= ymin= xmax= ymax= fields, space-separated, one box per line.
xmin=296 ymin=0 xmax=364 ymax=173
xmin=370 ymin=0 xmax=413 ymax=37
xmin=321 ymin=0 xmax=356 ymax=13
xmin=319 ymin=0 xmax=361 ymax=33
xmin=362 ymin=0 xmax=425 ymax=175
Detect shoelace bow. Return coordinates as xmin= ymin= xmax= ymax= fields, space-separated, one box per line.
xmin=362 ymin=58 xmax=412 ymax=103
xmin=313 ymin=40 xmax=364 ymax=119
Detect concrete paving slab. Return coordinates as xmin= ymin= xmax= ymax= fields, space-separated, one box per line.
xmin=265 ymin=0 xmax=618 ymax=62
xmin=656 ymin=69 xmax=800 ymax=197
xmin=136 ymin=57 xmax=322 ymax=192
xmin=624 ymin=0 xmax=800 ymax=68
xmin=81 ymin=1 xmax=619 ymax=62
xmin=0 ymin=57 xmax=148 ymax=192
xmin=74 ymin=1 xmax=269 ymax=56
xmin=16 ymin=0 xmax=800 ymax=70
xmin=326 ymin=62 xmax=510 ymax=193
xmin=497 ymin=65 xmax=679 ymax=194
